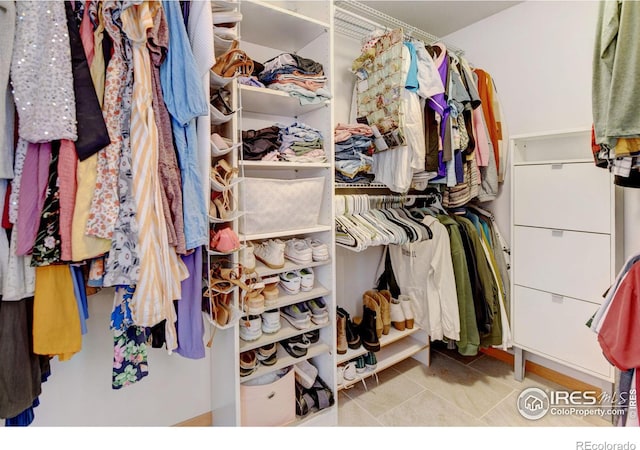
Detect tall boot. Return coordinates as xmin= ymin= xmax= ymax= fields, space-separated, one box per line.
xmin=363 ymin=290 xmax=383 ymax=338
xmin=336 ymin=309 xmax=347 ymax=355
xmin=360 ymin=304 xmax=380 ymax=352
xmin=337 ymin=306 xmax=361 ymax=349
xmin=376 ymin=290 xmax=392 ymax=335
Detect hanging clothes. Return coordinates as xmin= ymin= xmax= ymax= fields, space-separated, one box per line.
xmin=0 ymin=1 xmax=15 ymax=180
xmin=381 ymin=215 xmax=461 ymax=342
xmin=11 ymin=1 xmax=77 ymax=143
xmin=121 ymin=1 xmax=188 ymax=352
xmin=102 ymin=0 xmax=142 ymax=286
xmin=160 ymin=0 xmax=209 ymax=251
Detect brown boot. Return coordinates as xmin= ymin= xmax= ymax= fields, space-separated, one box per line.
xmin=376 ymin=290 xmax=392 ymax=335
xmin=337 ymin=309 xmax=347 ymax=355
xmin=363 ymin=290 xmax=383 ymax=338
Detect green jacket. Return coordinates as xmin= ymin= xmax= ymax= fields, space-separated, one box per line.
xmin=453 ymin=215 xmax=502 ymax=348
xmin=438 ymin=215 xmax=480 ymax=356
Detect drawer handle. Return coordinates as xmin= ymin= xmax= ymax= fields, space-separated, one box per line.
xmin=551 ymin=294 xmax=564 ymax=303
xmin=267 ymin=391 xmax=276 ymax=399
xmin=551 ymin=163 xmax=563 ymax=170
xmin=551 ymin=230 xmax=563 ymax=237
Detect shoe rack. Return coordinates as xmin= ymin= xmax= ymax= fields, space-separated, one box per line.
xmin=210 ymin=0 xmax=337 ymax=427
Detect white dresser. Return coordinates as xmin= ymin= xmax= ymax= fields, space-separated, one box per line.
xmin=510 ymin=129 xmax=623 ymax=382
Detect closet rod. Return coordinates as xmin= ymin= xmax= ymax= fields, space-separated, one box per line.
xmin=334 ymin=0 xmax=464 ymax=56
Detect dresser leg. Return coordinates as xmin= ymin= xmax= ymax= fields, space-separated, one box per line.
xmin=514 ymin=347 xmax=525 ymax=382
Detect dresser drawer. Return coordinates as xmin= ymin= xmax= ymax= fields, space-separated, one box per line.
xmin=513 ymin=163 xmax=611 ymax=233
xmin=513 ymin=226 xmax=610 ymax=304
xmin=512 ymin=285 xmax=612 ymax=379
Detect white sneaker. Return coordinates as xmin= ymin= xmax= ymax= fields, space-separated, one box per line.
xmin=296 ymin=267 xmax=314 ymax=292
xmin=254 ymin=239 xmax=285 ymax=269
xmin=305 ymin=238 xmax=330 ymax=261
xmin=261 ymin=309 xmax=281 ymax=334
xmin=240 ymin=241 xmax=256 ymax=272
xmin=284 ymin=238 xmax=313 ymax=265
xmin=239 ymin=315 xmax=262 ymax=341
xmin=279 ymin=271 xmax=301 ymax=295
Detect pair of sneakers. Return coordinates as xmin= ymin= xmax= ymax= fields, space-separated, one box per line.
xmin=281 ymin=298 xmax=328 ymax=329
xmin=279 ymin=268 xmax=314 ymax=295
xmin=284 ymin=238 xmax=329 ymax=264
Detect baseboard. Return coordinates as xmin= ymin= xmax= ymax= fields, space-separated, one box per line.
xmin=480 ymin=347 xmax=603 ymax=396
xmin=173 ymin=411 xmax=212 ymax=427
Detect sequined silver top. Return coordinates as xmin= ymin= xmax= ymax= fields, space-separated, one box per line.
xmin=11 ymin=1 xmax=77 ymax=143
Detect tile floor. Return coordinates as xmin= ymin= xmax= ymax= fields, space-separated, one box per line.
xmin=337 ymin=346 xmax=613 ymax=427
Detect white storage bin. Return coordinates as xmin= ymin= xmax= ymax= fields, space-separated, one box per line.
xmin=239 ymin=177 xmax=325 ymax=235
xmin=240 ymin=368 xmax=295 ymax=426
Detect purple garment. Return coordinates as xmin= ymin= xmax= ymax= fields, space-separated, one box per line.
xmin=15 ymin=143 xmax=51 ymax=256
xmin=175 ymin=246 xmax=205 ymax=359
xmin=455 ymin=150 xmax=464 ymax=184
xmin=427 ymin=56 xmax=450 ymax=178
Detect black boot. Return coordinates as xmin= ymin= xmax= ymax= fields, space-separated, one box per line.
xmin=337 ymin=306 xmax=361 ymax=350
xmin=360 ymin=305 xmax=380 ymax=352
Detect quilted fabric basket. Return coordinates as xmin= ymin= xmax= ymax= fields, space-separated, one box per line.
xmin=239 ymin=177 xmax=325 ymax=235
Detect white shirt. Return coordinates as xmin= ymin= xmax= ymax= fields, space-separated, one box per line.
xmin=381 ymin=215 xmax=460 ymax=341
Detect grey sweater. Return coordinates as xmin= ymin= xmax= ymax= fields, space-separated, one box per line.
xmin=0 ymin=1 xmax=15 ymax=179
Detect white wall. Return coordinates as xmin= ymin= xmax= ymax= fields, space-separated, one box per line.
xmin=30 ymin=288 xmax=211 ymax=426
xmin=445 ymin=0 xmax=640 ymax=260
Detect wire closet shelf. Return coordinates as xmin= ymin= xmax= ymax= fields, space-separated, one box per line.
xmin=333 ymin=0 xmax=464 ymax=56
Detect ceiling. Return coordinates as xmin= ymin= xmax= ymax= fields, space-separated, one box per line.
xmin=359 ymin=1 xmax=522 ymax=37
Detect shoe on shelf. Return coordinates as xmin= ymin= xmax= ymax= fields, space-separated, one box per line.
xmin=241 ymin=272 xmax=265 ymax=315
xmin=375 ymin=290 xmax=391 ymax=335
xmin=336 ymin=308 xmax=347 ymax=355
xmin=307 ymin=376 xmax=335 ymax=412
xmin=296 ymin=267 xmax=314 ymax=292
xmin=364 ymin=351 xmax=377 ymax=371
xmin=360 ymin=303 xmax=380 ymax=352
xmin=284 ymin=238 xmax=313 ymax=265
xmin=279 ymin=271 xmax=301 ymax=295
xmin=240 ymin=350 xmax=258 ymax=377
xmin=303 ymin=329 xmax=320 ymax=344
xmin=254 ymin=239 xmax=285 ymax=269
xmin=281 ymin=303 xmax=312 ymax=330
xmin=337 ymin=306 xmax=361 ymax=349
xmin=210 ymin=227 xmax=241 ymax=253
xmin=363 ymin=290 xmax=383 ymax=339
xmin=304 ymin=238 xmax=330 ymax=262
xmin=398 ymin=294 xmax=415 ymax=329
xmin=256 ymin=343 xmax=277 ymax=366
xmin=306 ymin=297 xmax=328 ymax=325
xmin=240 ymin=241 xmax=256 ymax=272
xmin=337 ymin=362 xmax=357 ymax=387
xmin=210 ymin=189 xmax=237 ymax=222
xmin=352 ymin=355 xmax=366 ymax=373
xmin=210 ymin=158 xmax=239 ymax=192
xmin=282 ymin=333 xmax=311 ymax=358
xmin=390 ymin=297 xmax=406 ymax=331
xmin=239 ymin=315 xmax=262 ymax=342
xmin=294 ymin=359 xmax=318 ymax=389
xmin=211 ymin=133 xmax=237 ymax=157
xmin=261 ymin=275 xmax=280 ymax=306
xmin=261 ymin=309 xmax=281 ymax=334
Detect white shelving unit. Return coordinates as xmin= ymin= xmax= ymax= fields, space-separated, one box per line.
xmin=210 ymin=0 xmax=337 ymax=427
xmin=510 ymin=128 xmax=623 ymax=384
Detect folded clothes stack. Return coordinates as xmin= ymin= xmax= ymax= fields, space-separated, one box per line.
xmin=258 ymin=53 xmax=331 ymax=105
xmin=334 ymin=123 xmax=375 ymax=184
xmin=242 ymin=122 xmax=325 ymax=163
xmin=279 ymin=122 xmax=326 ymax=163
